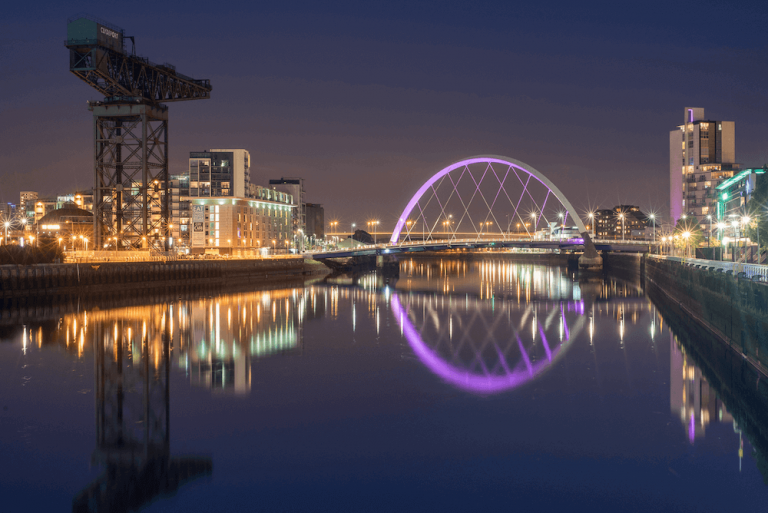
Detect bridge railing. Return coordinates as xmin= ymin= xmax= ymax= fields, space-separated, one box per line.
xmin=649 ymin=254 xmax=768 ymax=281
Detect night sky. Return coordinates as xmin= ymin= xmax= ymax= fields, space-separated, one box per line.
xmin=2 ymin=0 xmax=768 ymax=228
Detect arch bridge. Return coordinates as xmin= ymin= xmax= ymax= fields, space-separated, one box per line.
xmin=316 ymin=156 xmax=657 ymax=266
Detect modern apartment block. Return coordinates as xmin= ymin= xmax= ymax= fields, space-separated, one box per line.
xmin=170 ymin=174 xmax=190 ymax=248
xmin=188 ymin=149 xmax=251 ymax=198
xmin=268 ymin=178 xmax=305 ymax=236
xmin=188 ymin=188 xmax=293 ymax=255
xmin=304 ymin=203 xmax=325 ymax=240
xmin=593 ymin=205 xmax=650 ymax=240
xmin=670 ymin=107 xmax=738 ymax=228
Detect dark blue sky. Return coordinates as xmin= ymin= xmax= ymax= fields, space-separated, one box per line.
xmin=2 ymin=0 xmax=768 ymax=226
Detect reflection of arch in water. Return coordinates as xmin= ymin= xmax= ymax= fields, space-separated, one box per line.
xmin=391 ymin=293 xmax=584 ymax=394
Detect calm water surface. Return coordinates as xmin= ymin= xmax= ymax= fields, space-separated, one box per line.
xmin=1 ymin=256 xmax=767 ymax=512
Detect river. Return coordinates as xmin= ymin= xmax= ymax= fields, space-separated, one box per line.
xmin=1 ymin=255 xmax=767 ymax=512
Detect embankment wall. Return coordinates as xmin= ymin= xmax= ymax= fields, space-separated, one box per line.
xmin=0 ymin=258 xmax=329 ymax=300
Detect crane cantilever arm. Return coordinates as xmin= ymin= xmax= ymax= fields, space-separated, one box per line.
xmin=66 ymin=43 xmax=212 ymax=103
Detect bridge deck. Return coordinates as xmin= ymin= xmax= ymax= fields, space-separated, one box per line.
xmin=312 ymin=238 xmax=657 ymax=259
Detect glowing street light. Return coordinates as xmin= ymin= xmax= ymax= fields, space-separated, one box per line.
xmin=618 ymin=212 xmax=625 ymax=242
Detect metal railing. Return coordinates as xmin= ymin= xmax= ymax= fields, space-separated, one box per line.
xmin=648 ymin=254 xmax=768 ymax=281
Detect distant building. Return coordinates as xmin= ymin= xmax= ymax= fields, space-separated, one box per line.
xmin=35 ymin=203 xmax=94 ymax=249
xmin=304 ymin=203 xmax=324 ymax=241
xmin=73 ymin=191 xmax=93 ymax=211
xmin=268 ymin=178 xmax=305 ymax=236
xmin=593 ymin=205 xmax=649 ymax=240
xmin=19 ymin=191 xmax=37 ymax=222
xmin=34 ymin=198 xmax=58 ymax=223
xmin=0 ymin=202 xmax=16 ymax=221
xmin=670 ymin=107 xmax=738 ymax=229
xmin=188 ymin=149 xmax=251 ymax=198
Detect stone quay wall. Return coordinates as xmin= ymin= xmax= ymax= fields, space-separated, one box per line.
xmin=644 ymin=256 xmax=768 ymax=375
xmin=0 ymin=258 xmax=329 ymax=299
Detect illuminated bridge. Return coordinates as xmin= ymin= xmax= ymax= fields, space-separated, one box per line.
xmin=314 ymin=156 xmax=657 ymax=265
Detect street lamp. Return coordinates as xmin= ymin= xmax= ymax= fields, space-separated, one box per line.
xmin=649 ymin=214 xmax=656 ymax=244
xmin=618 ymin=212 xmax=625 ymax=242
xmin=530 ymin=212 xmax=537 ymax=238
xmin=742 ymin=216 xmax=752 ymax=262
xmin=682 ymin=231 xmax=691 ymax=258
xmin=717 ymin=222 xmax=726 ymax=261
xmin=588 ymin=212 xmax=595 ymax=238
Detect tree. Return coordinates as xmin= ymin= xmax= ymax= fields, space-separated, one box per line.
xmin=745 ymin=169 xmax=768 ymax=256
xmin=673 ymin=216 xmax=703 ymax=252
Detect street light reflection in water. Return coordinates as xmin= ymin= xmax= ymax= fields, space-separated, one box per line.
xmin=1 ymin=256 xmax=768 ymax=511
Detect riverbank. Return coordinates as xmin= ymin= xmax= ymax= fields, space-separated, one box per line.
xmin=0 ymin=257 xmax=330 ymax=300
xmin=644 ymin=255 xmax=768 ymax=376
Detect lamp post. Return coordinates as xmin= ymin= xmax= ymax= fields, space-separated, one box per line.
xmin=557 ymin=212 xmax=564 ymax=241
xmin=742 ymin=216 xmax=752 ymax=263
xmin=3 ymin=221 xmax=8 ymax=244
xmin=618 ymin=212 xmax=625 ymax=242
xmin=649 ymin=214 xmax=656 ymax=244
xmin=717 ymin=223 xmax=726 ymax=261
xmin=530 ymin=212 xmax=537 ymax=238
xmin=588 ymin=212 xmax=594 ymax=239
xmin=682 ymin=231 xmax=690 ymax=258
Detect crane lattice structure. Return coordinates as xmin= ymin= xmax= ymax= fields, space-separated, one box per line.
xmin=66 ymin=14 xmax=212 ymax=250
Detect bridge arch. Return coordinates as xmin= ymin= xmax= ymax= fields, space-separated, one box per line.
xmin=389 ymin=155 xmax=601 ymax=266
xmin=390 ymin=292 xmax=584 ymax=394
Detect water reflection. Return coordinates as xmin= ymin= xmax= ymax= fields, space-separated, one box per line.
xmin=670 ymin=335 xmax=735 ymax=445
xmin=391 ymin=293 xmax=583 ymax=394
xmin=3 ymin=256 xmax=768 ymax=509
xmin=177 ymin=290 xmax=306 ymax=394
xmin=73 ymin=305 xmax=212 ymax=512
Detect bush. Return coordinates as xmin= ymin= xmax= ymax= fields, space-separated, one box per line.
xmin=0 ymin=244 xmax=65 ymax=265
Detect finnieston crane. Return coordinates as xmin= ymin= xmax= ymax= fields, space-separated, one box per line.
xmin=65 ymin=14 xmax=212 ymax=250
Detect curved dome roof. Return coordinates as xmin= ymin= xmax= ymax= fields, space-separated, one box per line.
xmin=38 ymin=203 xmax=93 ymax=225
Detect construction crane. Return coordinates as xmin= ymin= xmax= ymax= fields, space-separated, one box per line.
xmin=65 ymin=14 xmax=212 ymax=250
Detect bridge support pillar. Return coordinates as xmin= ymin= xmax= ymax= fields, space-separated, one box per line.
xmin=578 ymin=232 xmax=603 ymax=270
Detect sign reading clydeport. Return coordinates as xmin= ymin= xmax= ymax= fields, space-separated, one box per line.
xmin=66 ymin=17 xmax=124 ymax=53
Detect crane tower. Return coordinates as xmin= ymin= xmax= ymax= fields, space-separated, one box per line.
xmin=65 ymin=15 xmax=212 ymax=250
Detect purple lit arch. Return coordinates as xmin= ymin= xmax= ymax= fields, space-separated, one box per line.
xmin=390 ymin=155 xmax=590 ymax=245
xmin=391 ymin=293 xmax=581 ymax=394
